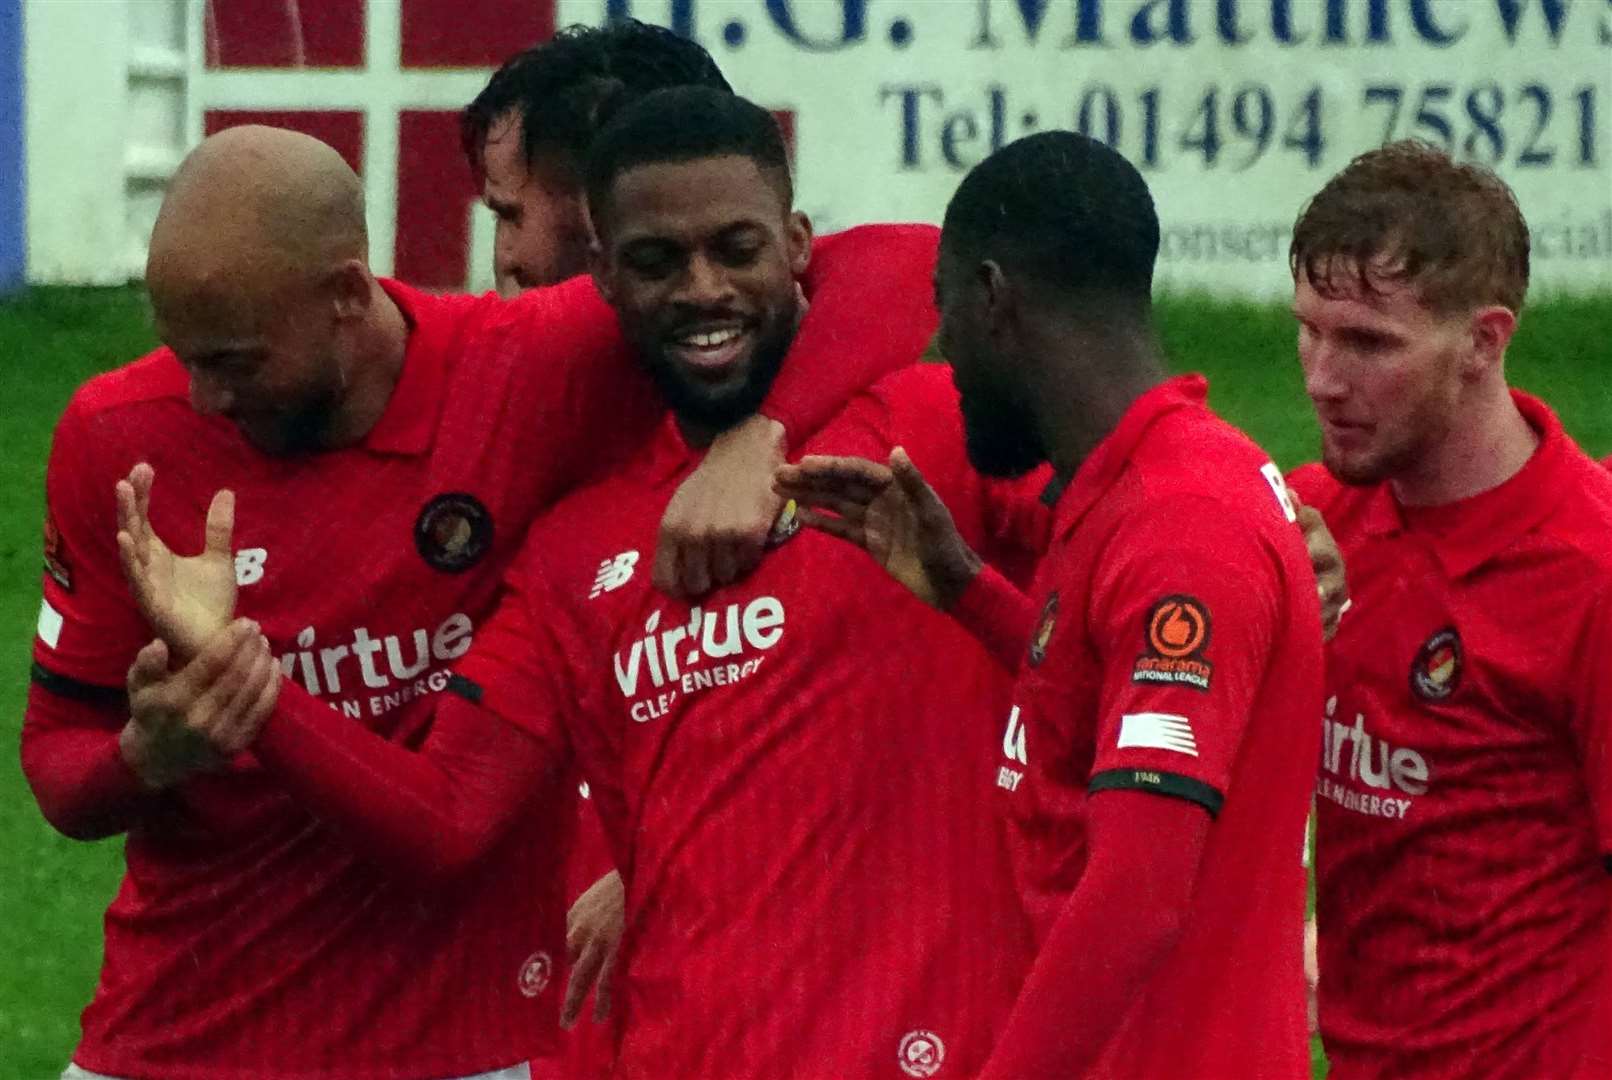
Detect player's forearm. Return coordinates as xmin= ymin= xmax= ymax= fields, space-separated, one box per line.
xmin=253 ymin=682 xmax=555 ymax=879
xmin=761 ymin=224 xmax=939 ymax=443
xmin=21 ymin=683 xmax=156 ymax=840
xmin=950 ymin=563 xmax=1037 ymax=672
xmin=978 ymin=792 xmax=1208 ymax=1080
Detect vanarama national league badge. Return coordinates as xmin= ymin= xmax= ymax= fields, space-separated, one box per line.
xmin=1132 ymin=595 xmax=1213 ymax=691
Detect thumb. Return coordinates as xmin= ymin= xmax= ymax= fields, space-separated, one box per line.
xmin=890 ymin=447 xmax=943 ymax=512
xmin=127 ymin=639 xmax=171 ymax=696
xmin=205 ymin=490 xmax=235 ymax=558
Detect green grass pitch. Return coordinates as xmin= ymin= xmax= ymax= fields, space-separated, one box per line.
xmin=0 ymin=285 xmax=1606 ymax=1077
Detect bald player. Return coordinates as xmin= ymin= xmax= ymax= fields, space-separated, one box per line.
xmin=23 ymin=126 xmax=938 ymax=1080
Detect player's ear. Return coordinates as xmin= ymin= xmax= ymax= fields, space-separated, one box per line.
xmin=329 ymin=259 xmax=371 ymax=322
xmin=1468 ymin=305 xmax=1516 ymax=372
xmin=785 ymin=211 xmax=813 ymax=278
xmin=978 ymin=260 xmax=1012 ymax=341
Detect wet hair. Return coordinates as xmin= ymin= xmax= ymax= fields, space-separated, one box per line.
xmin=462 ymin=20 xmax=731 ymax=185
xmin=1291 ymin=140 xmax=1530 ymax=312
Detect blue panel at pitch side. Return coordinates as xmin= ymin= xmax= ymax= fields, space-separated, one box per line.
xmin=0 ymin=0 xmax=23 ymax=294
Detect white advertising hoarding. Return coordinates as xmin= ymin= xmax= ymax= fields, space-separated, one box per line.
xmin=566 ymin=0 xmax=1612 ymax=295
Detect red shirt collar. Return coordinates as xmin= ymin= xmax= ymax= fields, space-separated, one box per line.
xmin=1357 ymin=389 xmax=1572 ymax=579
xmin=360 ymin=279 xmax=453 ymax=456
xmin=1050 ymin=374 xmax=1209 ymax=541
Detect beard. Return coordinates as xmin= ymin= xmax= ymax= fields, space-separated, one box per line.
xmin=960 ymin=390 xmax=1045 ymax=478
xmin=643 ymin=304 xmax=798 ymax=436
xmin=240 ymin=377 xmax=343 ymax=457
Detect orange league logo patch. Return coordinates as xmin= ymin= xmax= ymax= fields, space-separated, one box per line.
xmin=1133 ymin=595 xmax=1213 ymax=692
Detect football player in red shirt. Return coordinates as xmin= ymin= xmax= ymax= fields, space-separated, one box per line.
xmin=1285 ymin=142 xmax=1612 ymax=1080
xmin=114 ymin=88 xmax=1048 ymax=1080
xmin=781 ymin=131 xmax=1324 ymax=1078
xmin=459 ymin=30 xmax=741 ymax=1066
xmin=23 ymin=123 xmax=935 ymax=1079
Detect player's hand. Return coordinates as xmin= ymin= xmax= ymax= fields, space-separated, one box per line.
xmin=1292 ymin=491 xmax=1349 ymax=641
xmin=655 ymin=414 xmax=787 ymax=599
xmin=117 ymin=463 xmax=239 ymax=660
xmin=774 ymin=447 xmax=982 ymax=610
xmin=120 ymin=620 xmax=280 ymax=788
xmin=1304 ymin=915 xmax=1320 ymax=1035
xmin=561 ymin=869 xmax=624 ymax=1029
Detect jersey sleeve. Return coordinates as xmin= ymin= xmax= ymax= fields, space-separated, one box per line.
xmin=32 ymin=393 xmax=152 ymax=689
xmin=494 ymin=278 xmax=666 ymax=502
xmin=1084 ymin=495 xmax=1287 ymax=816
xmin=1570 ymin=587 xmax=1612 ymax=862
xmin=452 ymin=546 xmax=633 ymax=866
xmin=758 ymin=224 xmax=939 ymax=446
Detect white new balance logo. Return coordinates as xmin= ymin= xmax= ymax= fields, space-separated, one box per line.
xmin=235 ymin=548 xmax=268 ymax=586
xmin=591 ymin=551 xmax=639 ymax=599
xmin=1117 ymin=712 xmax=1199 ymax=757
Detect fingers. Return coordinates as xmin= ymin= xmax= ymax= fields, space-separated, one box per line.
xmin=205 ymin=489 xmax=236 ymax=558
xmin=775 ymin=457 xmax=892 ymax=504
xmin=131 ymin=463 xmax=154 ymax=546
xmin=126 ymin=639 xmax=171 ymax=697
xmin=209 ymin=634 xmax=279 ymax=755
xmin=561 ymin=938 xmax=608 ymax=1030
xmin=710 ymin=541 xmax=740 ymax=591
xmin=678 ymin=538 xmax=712 ymax=599
xmin=652 ymin=525 xmax=683 ymax=598
xmin=796 ymin=507 xmax=867 ymax=548
xmin=889 ymin=447 xmax=946 ymax=516
xmin=593 ymin=940 xmax=619 ymax=1023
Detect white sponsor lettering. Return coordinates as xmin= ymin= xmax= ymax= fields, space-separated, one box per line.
xmin=36 ymin=598 xmax=63 ymax=649
xmin=996 ymin=766 xmax=1023 ymax=792
xmin=613 ymin=598 xmax=785 ymax=700
xmin=1117 ymin=711 xmax=1200 ymax=757
xmin=278 ymin=612 xmax=472 ymax=697
xmin=1316 ymin=777 xmax=1414 ymax=820
xmin=1321 ymin=695 xmax=1429 ymax=796
xmin=1002 ymin=705 xmax=1028 ymax=765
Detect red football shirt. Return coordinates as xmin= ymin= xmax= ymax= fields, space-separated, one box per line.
xmin=458 ymin=364 xmax=1049 ymax=1080
xmin=1289 ymin=391 xmax=1612 ymax=1080
xmin=990 ymin=376 xmax=1322 ymax=1078
xmin=23 ymin=225 xmax=941 ymax=1080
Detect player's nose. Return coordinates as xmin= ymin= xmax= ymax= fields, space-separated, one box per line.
xmin=679 ymin=255 xmax=736 ymax=307
xmin=1301 ymin=343 xmax=1348 ymax=403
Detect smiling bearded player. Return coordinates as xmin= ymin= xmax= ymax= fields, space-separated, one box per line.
xmin=107 ymin=91 xmax=1051 ymax=1079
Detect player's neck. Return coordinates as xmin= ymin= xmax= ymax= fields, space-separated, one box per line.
xmin=1390 ymin=382 xmax=1539 ymax=508
xmin=1032 ymin=320 xmax=1167 ymax=483
xmin=324 ymin=286 xmax=409 ymax=449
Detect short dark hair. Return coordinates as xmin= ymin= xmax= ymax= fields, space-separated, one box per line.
xmin=942 ymin=131 xmax=1159 ymax=303
xmin=584 ymin=86 xmax=791 ymax=225
xmin=941 ymin=132 xmax=1160 ymax=306
xmin=461 ymin=20 xmax=732 ymax=185
xmin=1290 ymin=140 xmax=1530 ymax=313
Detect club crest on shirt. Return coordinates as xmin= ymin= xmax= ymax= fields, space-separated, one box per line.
xmin=898 ymin=1029 xmax=946 ymax=1078
xmin=42 ymin=509 xmax=71 ymax=591
xmin=768 ymin=498 xmax=802 ymax=547
xmin=414 ymin=493 xmax=493 ymax=573
xmin=517 ymin=951 xmax=552 ymax=998
xmin=1028 ymin=592 xmax=1059 ymax=667
xmin=1410 ymin=627 xmax=1463 ymax=702
xmin=1132 ymin=595 xmax=1214 ymax=692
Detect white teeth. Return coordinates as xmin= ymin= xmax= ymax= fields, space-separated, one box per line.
xmin=682 ymin=328 xmax=742 ymax=348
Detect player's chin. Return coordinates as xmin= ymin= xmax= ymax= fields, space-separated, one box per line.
xmin=1321 ymin=445 xmax=1388 ymax=487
